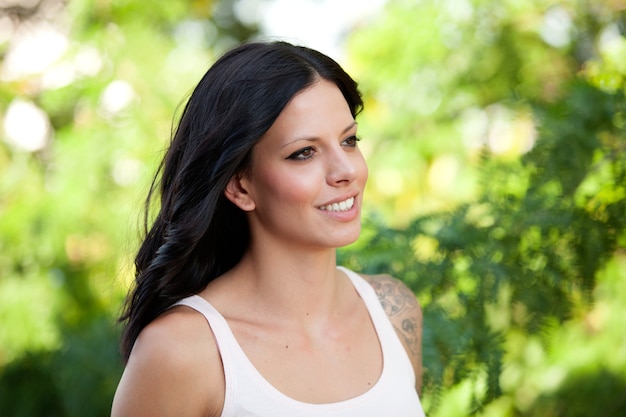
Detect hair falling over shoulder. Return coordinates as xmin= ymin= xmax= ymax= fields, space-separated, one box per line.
xmin=118 ymin=41 xmax=364 ymax=361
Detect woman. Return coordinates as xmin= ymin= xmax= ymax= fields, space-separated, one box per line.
xmin=112 ymin=41 xmax=425 ymax=417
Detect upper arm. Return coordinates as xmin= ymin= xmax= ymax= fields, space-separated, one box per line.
xmin=111 ymin=308 xmax=224 ymax=417
xmin=364 ymin=274 xmax=423 ymax=395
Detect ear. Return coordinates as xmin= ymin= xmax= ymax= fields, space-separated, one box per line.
xmin=224 ymin=172 xmax=256 ymax=211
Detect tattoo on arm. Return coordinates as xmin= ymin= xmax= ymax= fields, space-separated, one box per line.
xmin=367 ymin=276 xmax=421 ymax=357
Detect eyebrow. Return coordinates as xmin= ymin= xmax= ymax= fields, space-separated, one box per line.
xmin=280 ymin=121 xmax=358 ymax=148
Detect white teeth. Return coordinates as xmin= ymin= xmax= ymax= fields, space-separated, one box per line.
xmin=320 ymin=197 xmax=354 ymax=212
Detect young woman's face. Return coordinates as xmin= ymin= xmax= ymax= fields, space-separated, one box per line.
xmin=235 ymin=79 xmax=368 ymax=250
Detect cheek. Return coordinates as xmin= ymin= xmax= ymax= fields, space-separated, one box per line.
xmin=254 ymin=166 xmax=319 ymax=207
xmin=356 ymin=153 xmax=369 ymax=186
xmin=362 ymin=159 xmax=369 ymax=184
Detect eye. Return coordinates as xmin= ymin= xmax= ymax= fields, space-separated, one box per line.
xmin=342 ymin=135 xmax=361 ymax=147
xmin=286 ymin=146 xmax=316 ymax=161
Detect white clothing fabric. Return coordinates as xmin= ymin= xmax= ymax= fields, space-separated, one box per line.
xmin=174 ymin=266 xmax=426 ymax=417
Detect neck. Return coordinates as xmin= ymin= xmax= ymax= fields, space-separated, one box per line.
xmin=227 ymin=242 xmax=346 ymax=321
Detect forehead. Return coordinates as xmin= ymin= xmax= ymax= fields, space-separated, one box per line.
xmin=260 ymin=79 xmax=354 ymax=145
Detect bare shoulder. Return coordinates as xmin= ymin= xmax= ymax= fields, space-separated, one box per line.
xmin=361 ymin=273 xmax=423 ymax=393
xmin=361 ymin=273 xmax=422 ymax=348
xmin=111 ymin=306 xmax=224 ymax=417
xmin=362 ymin=274 xmax=420 ymax=315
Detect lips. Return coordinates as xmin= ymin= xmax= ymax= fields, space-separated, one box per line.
xmin=318 ymin=197 xmax=355 ymax=212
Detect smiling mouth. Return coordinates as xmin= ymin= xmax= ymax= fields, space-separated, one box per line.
xmin=318 ymin=197 xmax=355 ymax=212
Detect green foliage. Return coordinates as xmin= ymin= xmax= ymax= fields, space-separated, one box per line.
xmin=0 ymin=0 xmax=257 ymax=413
xmin=0 ymin=352 xmax=65 ymax=417
xmin=342 ymin=80 xmax=626 ymax=414
xmin=2 ymin=0 xmax=625 ymax=415
xmin=340 ymin=0 xmax=626 ymax=415
xmin=0 ymin=317 xmax=123 ymax=416
xmin=527 ymin=367 xmax=626 ymax=417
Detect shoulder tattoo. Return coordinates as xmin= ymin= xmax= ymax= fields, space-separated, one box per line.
xmin=366 ymin=275 xmax=421 ymax=358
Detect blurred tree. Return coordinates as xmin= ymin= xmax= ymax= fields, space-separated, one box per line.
xmin=0 ymin=0 xmax=257 ymax=415
xmin=347 ymin=0 xmax=625 ymax=224
xmin=341 ymin=0 xmax=626 ymax=415
xmin=1 ymin=0 xmax=625 ymax=416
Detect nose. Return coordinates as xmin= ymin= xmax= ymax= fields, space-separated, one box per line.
xmin=326 ymin=146 xmax=362 ymax=186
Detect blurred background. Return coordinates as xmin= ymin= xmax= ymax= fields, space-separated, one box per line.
xmin=1 ymin=0 xmax=625 ymax=415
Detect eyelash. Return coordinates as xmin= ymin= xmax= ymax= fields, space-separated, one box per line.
xmin=286 ymin=136 xmax=361 ymax=161
xmin=344 ymin=135 xmax=361 ymax=147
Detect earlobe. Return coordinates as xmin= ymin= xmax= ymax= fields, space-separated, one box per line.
xmin=224 ymin=173 xmax=256 ymax=211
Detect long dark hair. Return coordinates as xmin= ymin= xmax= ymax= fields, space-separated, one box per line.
xmin=119 ymin=41 xmax=364 ymax=360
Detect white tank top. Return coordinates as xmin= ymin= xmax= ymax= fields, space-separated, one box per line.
xmin=174 ymin=267 xmax=426 ymax=417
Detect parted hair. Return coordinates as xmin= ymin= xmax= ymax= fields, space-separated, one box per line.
xmin=119 ymin=41 xmax=364 ymax=360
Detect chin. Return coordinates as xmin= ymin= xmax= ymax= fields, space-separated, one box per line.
xmin=333 ymin=228 xmax=362 ymax=248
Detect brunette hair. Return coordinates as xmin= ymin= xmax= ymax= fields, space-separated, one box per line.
xmin=119 ymin=41 xmax=363 ymax=360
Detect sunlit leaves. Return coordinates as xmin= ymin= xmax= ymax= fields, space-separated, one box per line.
xmin=341 ymin=1 xmax=626 ymax=415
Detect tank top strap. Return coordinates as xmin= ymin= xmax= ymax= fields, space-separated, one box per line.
xmin=172 ymin=295 xmax=232 ymax=340
xmin=171 ymin=269 xmax=423 ymax=417
xmin=171 ymin=295 xmax=238 ymax=416
xmin=337 ymin=266 xmax=417 ymax=387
